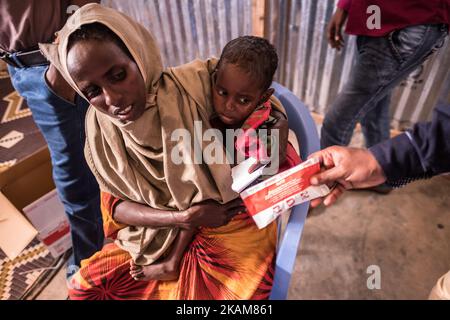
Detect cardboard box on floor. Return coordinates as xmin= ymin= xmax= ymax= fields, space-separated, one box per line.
xmin=23 ymin=189 xmax=72 ymax=259
xmin=0 ymin=146 xmax=55 ymax=259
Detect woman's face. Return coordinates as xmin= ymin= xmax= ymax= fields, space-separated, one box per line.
xmin=67 ymin=39 xmax=147 ymax=122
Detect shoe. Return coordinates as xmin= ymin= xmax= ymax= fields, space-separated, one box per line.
xmin=65 ymin=250 xmax=79 ymax=280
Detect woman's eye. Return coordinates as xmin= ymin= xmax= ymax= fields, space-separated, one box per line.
xmin=112 ymin=70 xmax=126 ymax=81
xmin=85 ymin=87 xmax=101 ymax=99
xmin=217 ymin=88 xmax=227 ymax=96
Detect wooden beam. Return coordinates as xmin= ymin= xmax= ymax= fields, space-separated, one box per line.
xmin=252 ymin=0 xmax=265 ymax=37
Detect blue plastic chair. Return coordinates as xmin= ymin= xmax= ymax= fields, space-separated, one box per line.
xmin=269 ymin=82 xmax=320 ymax=300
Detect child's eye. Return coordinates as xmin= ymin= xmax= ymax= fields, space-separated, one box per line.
xmin=217 ymin=88 xmax=227 ymax=96
xmin=238 ymin=98 xmax=250 ymax=105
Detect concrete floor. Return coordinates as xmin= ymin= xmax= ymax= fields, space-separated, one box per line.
xmin=35 ymin=130 xmax=450 ymax=300
xmin=36 ymin=175 xmax=450 ymax=300
xmin=289 ymin=176 xmax=450 ymax=299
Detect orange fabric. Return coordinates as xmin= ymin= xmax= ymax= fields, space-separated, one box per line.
xmin=69 ymin=207 xmax=277 ymax=300
xmin=100 ymin=192 xmax=125 ymax=239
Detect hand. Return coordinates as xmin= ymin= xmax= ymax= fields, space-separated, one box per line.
xmin=269 ymin=115 xmax=288 ymax=166
xmin=45 ymin=64 xmax=77 ymax=103
xmin=249 ymin=111 xmax=288 ymax=173
xmin=180 ymin=198 xmax=246 ymax=229
xmin=308 ymin=146 xmax=387 ymax=207
xmin=327 ymin=8 xmax=348 ymax=51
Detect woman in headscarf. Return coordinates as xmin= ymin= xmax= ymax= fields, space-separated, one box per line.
xmin=40 ymin=3 xmax=288 ymax=299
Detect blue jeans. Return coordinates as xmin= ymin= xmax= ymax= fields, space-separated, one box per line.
xmin=8 ymin=64 xmax=104 ymax=268
xmin=321 ymin=24 xmax=449 ymax=148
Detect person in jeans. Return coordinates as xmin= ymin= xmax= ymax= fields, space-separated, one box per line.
xmin=0 ymin=0 xmax=103 ymax=272
xmin=322 ymin=0 xmax=448 ymax=158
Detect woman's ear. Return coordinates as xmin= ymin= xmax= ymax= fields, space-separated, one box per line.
xmin=260 ymin=88 xmax=275 ymax=104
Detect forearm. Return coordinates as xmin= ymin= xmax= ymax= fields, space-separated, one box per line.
xmin=370 ymin=103 xmax=450 ymax=187
xmin=114 ymin=200 xmax=186 ymax=228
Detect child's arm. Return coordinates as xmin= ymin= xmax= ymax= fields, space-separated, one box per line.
xmin=248 ymin=110 xmax=289 ymax=173
xmin=130 ymin=228 xmax=196 ymax=281
xmin=269 ymin=109 xmax=289 ymax=165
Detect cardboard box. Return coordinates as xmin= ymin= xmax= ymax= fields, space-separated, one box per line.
xmin=23 ymin=189 xmax=72 ymax=258
xmin=0 ymin=146 xmax=55 ymax=259
xmin=0 ymin=146 xmax=54 ymax=211
xmin=0 ymin=192 xmax=38 ymax=260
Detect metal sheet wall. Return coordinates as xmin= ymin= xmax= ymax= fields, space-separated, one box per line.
xmin=101 ymin=0 xmax=449 ymax=130
xmin=265 ymin=0 xmax=450 ymax=130
xmin=102 ymin=0 xmax=253 ymax=67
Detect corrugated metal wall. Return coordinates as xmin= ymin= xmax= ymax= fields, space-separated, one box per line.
xmin=265 ymin=0 xmax=450 ymax=130
xmin=102 ymin=0 xmax=253 ymax=67
xmin=102 ymin=0 xmax=449 ymax=130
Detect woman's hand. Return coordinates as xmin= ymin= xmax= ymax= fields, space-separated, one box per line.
xmin=179 ymin=198 xmax=246 ymax=229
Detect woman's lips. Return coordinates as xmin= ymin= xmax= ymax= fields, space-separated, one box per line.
xmin=116 ymin=105 xmax=134 ymax=121
xmin=117 ymin=105 xmax=133 ymax=115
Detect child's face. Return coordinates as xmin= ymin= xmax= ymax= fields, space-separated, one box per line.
xmin=67 ymin=39 xmax=147 ymax=122
xmin=213 ymin=63 xmax=269 ymax=126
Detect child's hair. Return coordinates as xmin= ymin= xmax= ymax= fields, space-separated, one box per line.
xmin=216 ymin=36 xmax=278 ymax=91
xmin=68 ymin=22 xmax=133 ymax=60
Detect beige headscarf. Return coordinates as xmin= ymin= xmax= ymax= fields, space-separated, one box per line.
xmin=40 ymin=3 xmax=286 ymax=265
xmin=39 ymin=3 xmax=241 ymax=265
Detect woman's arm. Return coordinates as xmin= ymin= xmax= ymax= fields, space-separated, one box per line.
xmin=113 ymin=201 xmax=185 ymax=228
xmin=113 ymin=198 xmax=246 ymax=229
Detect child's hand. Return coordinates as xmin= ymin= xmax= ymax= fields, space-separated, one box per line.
xmin=269 ymin=115 xmax=288 ymax=165
xmin=248 ymin=110 xmax=288 ymax=173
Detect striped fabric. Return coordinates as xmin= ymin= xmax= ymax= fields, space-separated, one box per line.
xmin=69 ymin=193 xmax=277 ymax=300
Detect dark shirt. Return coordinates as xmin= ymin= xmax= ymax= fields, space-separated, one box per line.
xmin=0 ymin=0 xmax=71 ymax=52
xmin=338 ymin=0 xmax=450 ymax=36
xmin=370 ymin=101 xmax=450 ymax=187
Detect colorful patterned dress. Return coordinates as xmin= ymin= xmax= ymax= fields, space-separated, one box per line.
xmin=68 ymin=104 xmax=301 ymax=300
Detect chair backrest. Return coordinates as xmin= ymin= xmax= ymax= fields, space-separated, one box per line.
xmin=269 ymin=82 xmax=320 ymax=300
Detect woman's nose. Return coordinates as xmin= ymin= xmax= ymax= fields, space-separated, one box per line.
xmin=103 ymin=88 xmax=123 ymax=108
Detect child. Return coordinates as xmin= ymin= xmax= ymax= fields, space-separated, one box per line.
xmin=130 ymin=36 xmax=300 ymax=281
